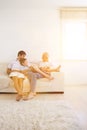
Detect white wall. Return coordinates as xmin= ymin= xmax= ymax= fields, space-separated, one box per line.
xmin=62 ymin=61 xmax=87 ymax=85
xmin=0 ymin=1 xmax=87 ymax=85
xmin=0 ymin=9 xmax=60 ymax=62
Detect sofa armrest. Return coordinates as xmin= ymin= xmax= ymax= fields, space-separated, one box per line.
xmin=36 ymin=72 xmax=64 ymax=92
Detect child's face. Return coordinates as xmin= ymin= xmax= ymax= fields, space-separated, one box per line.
xmin=42 ymin=53 xmax=49 ymax=62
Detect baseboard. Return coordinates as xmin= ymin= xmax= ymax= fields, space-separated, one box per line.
xmin=0 ymin=91 xmax=64 ymax=94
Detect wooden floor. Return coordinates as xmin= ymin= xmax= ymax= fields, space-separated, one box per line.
xmin=0 ymin=86 xmax=87 ymax=130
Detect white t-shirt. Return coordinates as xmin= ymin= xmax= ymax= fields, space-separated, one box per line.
xmin=20 ymin=65 xmax=29 ymax=70
xmin=8 ymin=60 xmax=21 ymax=70
xmin=8 ymin=60 xmax=26 ymax=78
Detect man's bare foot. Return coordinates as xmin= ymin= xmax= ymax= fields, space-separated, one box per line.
xmin=23 ymin=96 xmax=29 ymax=101
xmin=56 ymin=65 xmax=61 ymax=72
xmin=16 ymin=94 xmax=22 ymax=101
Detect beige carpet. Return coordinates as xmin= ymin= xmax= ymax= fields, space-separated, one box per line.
xmin=0 ymin=100 xmax=82 ymax=130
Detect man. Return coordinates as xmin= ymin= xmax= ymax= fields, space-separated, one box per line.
xmin=7 ymin=50 xmax=27 ymax=101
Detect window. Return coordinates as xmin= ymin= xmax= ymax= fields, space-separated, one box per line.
xmin=60 ymin=8 xmax=87 ymax=60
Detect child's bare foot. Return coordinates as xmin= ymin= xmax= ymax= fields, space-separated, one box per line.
xmin=48 ymin=76 xmax=54 ymax=80
xmin=56 ymin=65 xmax=61 ymax=72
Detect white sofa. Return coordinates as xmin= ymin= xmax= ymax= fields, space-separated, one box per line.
xmin=0 ymin=63 xmax=64 ymax=93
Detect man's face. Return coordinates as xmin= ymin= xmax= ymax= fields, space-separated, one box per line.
xmin=23 ymin=60 xmax=28 ymax=66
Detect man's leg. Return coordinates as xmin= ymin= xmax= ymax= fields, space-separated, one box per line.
xmin=22 ymin=77 xmax=30 ymax=99
xmin=18 ymin=78 xmax=24 ymax=94
xmin=11 ymin=76 xmax=20 ymax=93
xmin=11 ymin=76 xmax=23 ymax=101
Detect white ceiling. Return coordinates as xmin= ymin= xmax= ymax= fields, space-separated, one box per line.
xmin=0 ymin=0 xmax=87 ymax=10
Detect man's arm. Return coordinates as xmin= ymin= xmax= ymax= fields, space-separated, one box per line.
xmin=7 ymin=68 xmax=24 ymax=75
xmin=20 ymin=69 xmax=30 ymax=75
xmin=7 ymin=68 xmax=11 ymax=75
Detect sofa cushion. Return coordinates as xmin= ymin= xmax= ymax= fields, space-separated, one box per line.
xmin=0 ymin=63 xmax=8 ymax=75
xmin=0 ymin=75 xmax=11 ymax=89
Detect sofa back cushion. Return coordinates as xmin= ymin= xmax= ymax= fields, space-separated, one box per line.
xmin=0 ymin=63 xmax=8 ymax=75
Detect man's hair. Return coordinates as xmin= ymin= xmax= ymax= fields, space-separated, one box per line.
xmin=17 ymin=50 xmax=26 ymax=56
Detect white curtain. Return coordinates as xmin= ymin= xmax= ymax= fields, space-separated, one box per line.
xmin=60 ymin=8 xmax=87 ymax=60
